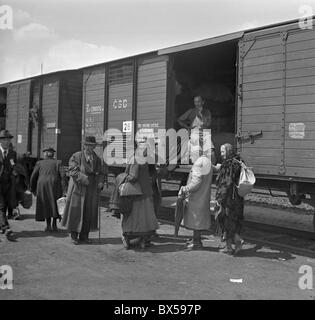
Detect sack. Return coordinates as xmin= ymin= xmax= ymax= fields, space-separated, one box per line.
xmin=57 ymin=197 xmax=67 ymax=216
xmin=21 ymin=190 xmax=33 ymax=209
xmin=76 ymin=172 xmax=89 ymax=186
xmin=237 ymin=163 xmax=255 ymax=197
xmin=119 ymin=181 xmax=143 ymax=197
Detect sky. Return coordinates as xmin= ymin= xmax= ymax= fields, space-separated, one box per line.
xmin=0 ymin=0 xmax=314 ymax=83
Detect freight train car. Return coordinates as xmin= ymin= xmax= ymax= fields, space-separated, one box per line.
xmin=0 ymin=70 xmax=83 ymax=165
xmin=81 ymin=17 xmax=315 ymax=219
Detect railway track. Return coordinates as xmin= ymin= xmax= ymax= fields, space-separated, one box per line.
xmin=157 ymin=205 xmax=315 ymax=258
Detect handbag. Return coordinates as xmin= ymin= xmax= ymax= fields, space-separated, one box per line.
xmin=119 ymin=180 xmax=143 ymax=197
xmin=57 ymin=197 xmax=67 ymax=216
xmin=118 ymin=164 xmax=143 ymax=197
xmin=21 ymin=190 xmax=33 ymax=209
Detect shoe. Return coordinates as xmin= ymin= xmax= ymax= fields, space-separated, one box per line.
xmin=71 ymin=238 xmax=79 ymax=245
xmin=122 ymin=236 xmax=130 ymax=250
xmin=219 ymin=246 xmax=234 ymax=255
xmin=79 ymin=239 xmax=92 ymax=244
xmin=185 ymin=242 xmax=203 ymax=250
xmin=44 ymin=226 xmax=52 ymax=232
xmin=234 ymin=241 xmax=243 ymax=255
xmin=5 ymin=229 xmax=14 ymax=240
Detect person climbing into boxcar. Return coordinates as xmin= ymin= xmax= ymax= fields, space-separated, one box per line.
xmin=214 ymin=143 xmax=244 ymax=255
xmin=61 ymin=136 xmax=105 ymax=244
xmin=176 ymin=95 xmax=215 ymax=165
xmin=179 ymin=137 xmax=213 ymax=250
xmin=120 ymin=139 xmax=159 ymax=250
xmin=30 ymin=147 xmax=66 ymax=232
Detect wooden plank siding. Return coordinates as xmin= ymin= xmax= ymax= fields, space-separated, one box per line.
xmin=284 ymin=28 xmax=315 ymax=178
xmin=238 ymin=32 xmax=283 ymax=175
xmin=136 ymin=56 xmax=168 ymax=145
xmin=239 ymin=25 xmax=315 ymax=179
xmin=107 ymin=61 xmax=133 ymax=161
xmin=6 ymin=81 xmax=31 ymax=154
xmin=40 ymin=77 xmax=59 ymax=155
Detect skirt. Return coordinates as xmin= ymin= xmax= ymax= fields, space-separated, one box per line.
xmin=121 ymin=195 xmax=159 ymax=236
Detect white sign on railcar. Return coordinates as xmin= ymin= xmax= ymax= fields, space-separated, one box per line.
xmin=113 ymin=98 xmax=128 ymax=109
xmin=17 ymin=134 xmax=22 ymax=143
xmin=122 ymin=121 xmax=133 ymax=133
xmin=288 ymin=123 xmax=305 ymax=139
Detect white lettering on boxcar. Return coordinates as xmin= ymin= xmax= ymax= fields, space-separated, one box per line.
xmin=288 ymin=123 xmax=305 ymax=139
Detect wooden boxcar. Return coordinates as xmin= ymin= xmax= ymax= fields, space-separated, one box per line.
xmin=0 ymin=70 xmax=82 ymax=164
xmin=81 ymin=17 xmax=315 ymax=209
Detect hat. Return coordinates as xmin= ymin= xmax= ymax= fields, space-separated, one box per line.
xmin=0 ymin=130 xmax=14 ymax=139
xmin=43 ymin=147 xmax=56 ymax=153
xmin=84 ymin=136 xmax=97 ymax=145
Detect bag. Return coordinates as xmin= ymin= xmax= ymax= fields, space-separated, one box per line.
xmin=119 ymin=181 xmax=143 ymax=197
xmin=57 ymin=197 xmax=67 ymax=216
xmin=118 ymin=163 xmax=143 ymax=197
xmin=237 ymin=162 xmax=255 ymax=197
xmin=21 ymin=190 xmax=33 ymax=209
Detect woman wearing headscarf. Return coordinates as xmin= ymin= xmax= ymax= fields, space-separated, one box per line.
xmin=121 ymin=140 xmax=159 ymax=250
xmin=179 ymin=139 xmax=213 ymax=250
xmin=30 ymin=147 xmax=66 ymax=232
xmin=215 ymin=143 xmax=244 ymax=255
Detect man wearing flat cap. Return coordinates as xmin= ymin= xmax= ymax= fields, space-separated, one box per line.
xmin=62 ymin=136 xmax=106 ymax=244
xmin=0 ymin=130 xmax=18 ymax=239
xmin=30 ymin=147 xmax=66 ymax=232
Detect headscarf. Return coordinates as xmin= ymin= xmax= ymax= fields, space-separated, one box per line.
xmin=222 ymin=143 xmax=234 ymax=160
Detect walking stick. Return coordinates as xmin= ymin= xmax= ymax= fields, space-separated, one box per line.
xmin=98 ymin=189 xmax=101 ymax=244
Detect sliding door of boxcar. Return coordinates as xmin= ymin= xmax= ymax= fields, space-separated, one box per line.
xmin=83 ymin=66 xmax=105 ymax=158
xmin=238 ymin=32 xmax=284 ymax=176
xmin=6 ymin=80 xmax=31 ymax=154
xmin=284 ymin=27 xmax=315 ymax=179
xmin=136 ymin=55 xmax=168 ymax=137
xmin=107 ymin=61 xmax=134 ymax=163
xmin=41 ymin=77 xmax=59 ymax=154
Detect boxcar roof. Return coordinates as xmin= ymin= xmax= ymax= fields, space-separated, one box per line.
xmin=1 ymin=15 xmax=314 ymax=86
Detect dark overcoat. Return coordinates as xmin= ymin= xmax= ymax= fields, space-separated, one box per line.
xmin=30 ymin=159 xmax=65 ymax=221
xmin=61 ymin=151 xmax=104 ymax=233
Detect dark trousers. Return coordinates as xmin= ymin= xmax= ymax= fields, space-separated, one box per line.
xmin=0 ymin=187 xmax=11 ymax=231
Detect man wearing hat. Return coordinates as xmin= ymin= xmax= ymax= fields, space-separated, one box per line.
xmin=0 ymin=130 xmax=17 ymax=239
xmin=30 ymin=147 xmax=66 ymax=232
xmin=62 ymin=136 xmax=105 ymax=244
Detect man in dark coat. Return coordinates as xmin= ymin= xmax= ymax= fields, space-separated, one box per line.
xmin=0 ymin=130 xmax=18 ymax=239
xmin=61 ymin=136 xmax=105 ymax=244
xmin=30 ymin=147 xmax=66 ymax=232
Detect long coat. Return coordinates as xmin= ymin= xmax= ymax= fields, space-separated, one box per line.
xmin=0 ymin=149 xmax=28 ymax=210
xmin=30 ymin=158 xmax=65 ymax=221
xmin=61 ymin=151 xmax=104 ymax=233
xmin=215 ymin=156 xmax=244 ymax=239
xmin=183 ymin=155 xmax=213 ymax=231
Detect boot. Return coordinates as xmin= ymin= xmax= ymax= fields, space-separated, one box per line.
xmin=234 ymin=233 xmax=243 ymax=255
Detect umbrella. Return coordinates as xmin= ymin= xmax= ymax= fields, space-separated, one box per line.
xmin=174 ymin=194 xmax=188 ymax=237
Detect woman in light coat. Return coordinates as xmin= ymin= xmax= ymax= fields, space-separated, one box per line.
xmin=180 ymin=142 xmax=213 ymax=249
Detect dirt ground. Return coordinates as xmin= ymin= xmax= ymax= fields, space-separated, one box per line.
xmin=0 ymin=204 xmax=314 ymax=300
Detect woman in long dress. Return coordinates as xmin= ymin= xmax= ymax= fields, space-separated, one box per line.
xmin=215 ymin=143 xmax=244 ymax=255
xmin=121 ymin=142 xmax=159 ymax=249
xmin=30 ymin=147 xmax=65 ymax=232
xmin=180 ymin=143 xmax=213 ymax=249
